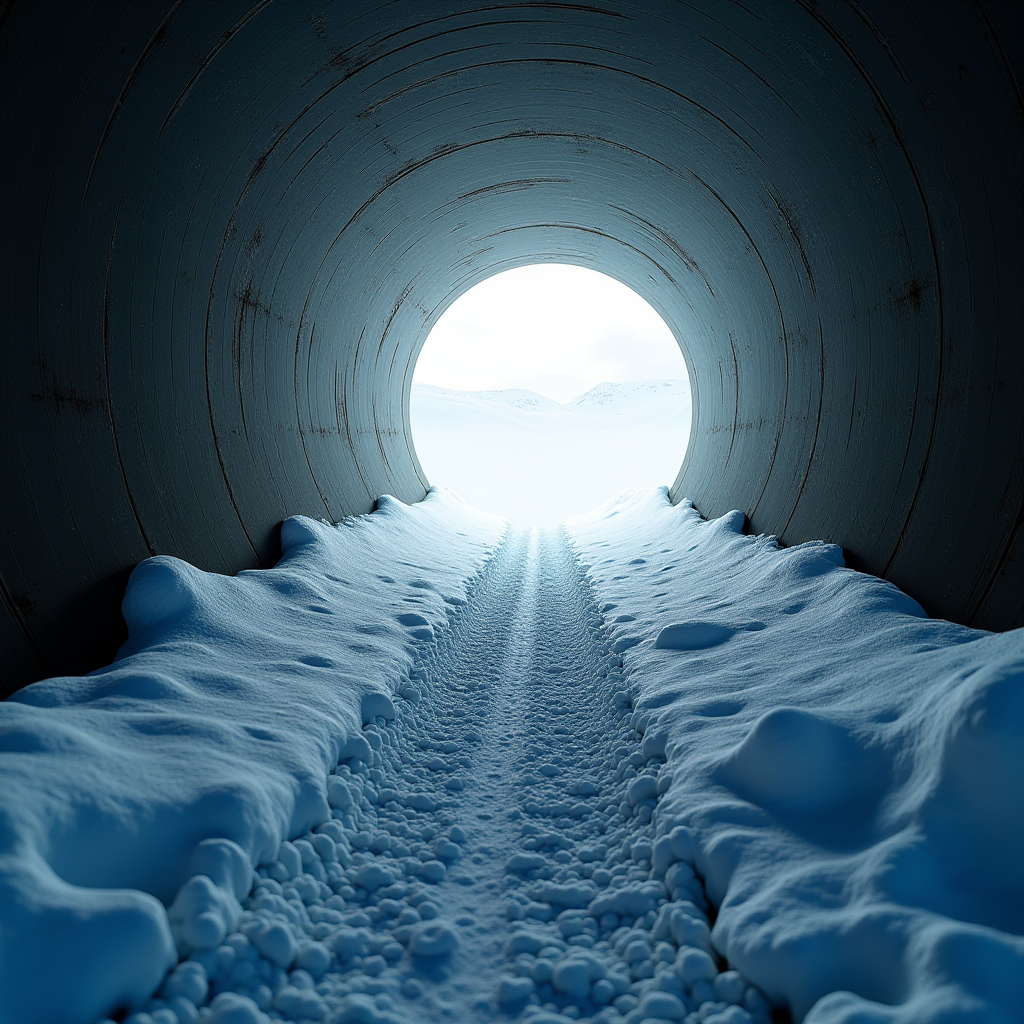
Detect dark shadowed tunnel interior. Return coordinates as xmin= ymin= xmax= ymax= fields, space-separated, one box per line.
xmin=0 ymin=0 xmax=1021 ymax=695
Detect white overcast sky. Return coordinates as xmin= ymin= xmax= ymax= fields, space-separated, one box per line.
xmin=413 ymin=264 xmax=687 ymax=403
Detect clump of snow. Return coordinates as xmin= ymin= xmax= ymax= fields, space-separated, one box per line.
xmin=566 ymin=487 xmax=1024 ymax=1023
xmin=410 ymin=380 xmax=691 ymax=524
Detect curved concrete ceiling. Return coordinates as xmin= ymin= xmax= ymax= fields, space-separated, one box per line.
xmin=0 ymin=1 xmax=1021 ymax=694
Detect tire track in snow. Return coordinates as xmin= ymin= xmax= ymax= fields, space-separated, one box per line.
xmin=152 ymin=528 xmax=773 ymax=1024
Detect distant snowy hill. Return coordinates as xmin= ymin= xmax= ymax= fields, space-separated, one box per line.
xmin=564 ymin=380 xmax=690 ymax=414
xmin=410 ymin=380 xmax=691 ymax=523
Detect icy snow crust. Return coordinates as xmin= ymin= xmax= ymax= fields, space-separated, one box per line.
xmin=0 ymin=487 xmax=1020 ymax=1023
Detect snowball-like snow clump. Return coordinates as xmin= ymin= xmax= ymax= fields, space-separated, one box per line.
xmin=565 ymin=487 xmax=1024 ymax=1023
xmin=0 ymin=490 xmax=504 ymax=1024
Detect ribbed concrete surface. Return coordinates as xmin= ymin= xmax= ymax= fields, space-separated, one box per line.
xmin=0 ymin=1 xmax=1020 ymax=692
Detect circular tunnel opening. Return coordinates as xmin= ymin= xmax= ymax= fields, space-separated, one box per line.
xmin=0 ymin=0 xmax=1020 ymax=692
xmin=410 ymin=264 xmax=691 ymax=524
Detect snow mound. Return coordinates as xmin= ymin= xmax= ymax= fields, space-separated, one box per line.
xmin=566 ymin=487 xmax=1024 ymax=1023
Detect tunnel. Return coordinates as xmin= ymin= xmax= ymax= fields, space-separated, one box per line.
xmin=0 ymin=0 xmax=1021 ymax=697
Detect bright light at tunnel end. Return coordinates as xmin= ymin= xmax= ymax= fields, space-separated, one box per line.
xmin=411 ymin=264 xmax=692 ymax=525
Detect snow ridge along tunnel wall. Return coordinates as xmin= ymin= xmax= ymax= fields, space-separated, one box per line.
xmin=0 ymin=490 xmax=507 ymax=1022
xmin=0 ymin=0 xmax=1021 ymax=692
xmin=564 ymin=488 xmax=1024 ymax=1023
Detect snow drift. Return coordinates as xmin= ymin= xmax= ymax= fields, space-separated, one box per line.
xmin=0 ymin=492 xmax=505 ymax=1023
xmin=566 ymin=488 xmax=1024 ymax=1022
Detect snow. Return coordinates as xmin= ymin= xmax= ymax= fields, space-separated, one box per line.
xmin=0 ymin=485 xmax=1021 ymax=1024
xmin=0 ymin=491 xmax=504 ymax=1024
xmin=567 ymin=489 xmax=1024 ymax=1023
xmin=410 ymin=381 xmax=691 ymax=525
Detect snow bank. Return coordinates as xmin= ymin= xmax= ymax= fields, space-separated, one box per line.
xmin=0 ymin=490 xmax=504 ymax=1024
xmin=565 ymin=488 xmax=1024 ymax=1023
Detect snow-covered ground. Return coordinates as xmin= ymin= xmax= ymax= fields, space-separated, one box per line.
xmin=410 ymin=381 xmax=691 ymax=524
xmin=0 ymin=488 xmax=1021 ymax=1024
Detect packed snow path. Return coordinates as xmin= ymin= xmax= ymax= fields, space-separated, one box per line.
xmin=152 ymin=527 xmax=758 ymax=1024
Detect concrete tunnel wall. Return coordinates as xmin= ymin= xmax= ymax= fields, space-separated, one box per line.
xmin=0 ymin=1 xmax=1021 ymax=695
